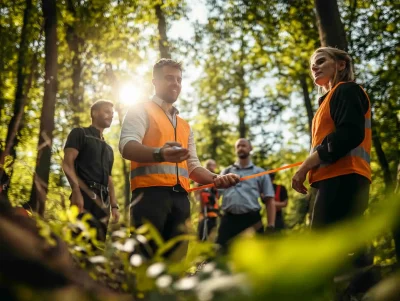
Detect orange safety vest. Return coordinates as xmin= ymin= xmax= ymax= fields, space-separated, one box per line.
xmin=308 ymin=82 xmax=372 ymax=184
xmin=199 ymin=188 xmax=219 ymax=218
xmin=130 ymin=101 xmax=191 ymax=191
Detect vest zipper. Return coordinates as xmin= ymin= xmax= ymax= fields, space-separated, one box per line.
xmin=174 ymin=119 xmax=179 ymax=185
xmin=159 ymin=106 xmax=180 ymax=186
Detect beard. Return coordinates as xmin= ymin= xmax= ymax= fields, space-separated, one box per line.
xmin=237 ymin=152 xmax=249 ymax=159
xmin=98 ymin=119 xmax=112 ymax=129
xmin=161 ymin=90 xmax=179 ymax=104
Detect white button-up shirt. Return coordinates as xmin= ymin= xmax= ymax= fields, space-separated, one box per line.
xmin=119 ymin=95 xmax=202 ymax=175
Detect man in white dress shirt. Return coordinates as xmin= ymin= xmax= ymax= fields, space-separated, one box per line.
xmin=119 ymin=59 xmax=239 ymax=257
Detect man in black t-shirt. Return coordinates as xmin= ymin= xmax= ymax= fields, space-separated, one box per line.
xmin=62 ymin=100 xmax=120 ymax=240
xmin=270 ymin=173 xmax=288 ymax=231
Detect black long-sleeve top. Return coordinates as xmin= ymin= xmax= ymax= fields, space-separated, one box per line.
xmin=315 ymin=82 xmax=370 ymax=164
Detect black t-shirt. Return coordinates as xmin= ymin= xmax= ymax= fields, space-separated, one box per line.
xmin=273 ymin=183 xmax=288 ymax=218
xmin=64 ymin=126 xmax=114 ymax=186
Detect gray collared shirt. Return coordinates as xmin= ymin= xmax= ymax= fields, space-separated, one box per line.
xmin=220 ymin=161 xmax=275 ymax=214
xmin=119 ymin=95 xmax=201 ymax=175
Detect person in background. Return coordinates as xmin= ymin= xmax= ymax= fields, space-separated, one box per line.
xmin=217 ymin=138 xmax=275 ymax=250
xmin=63 ymin=100 xmax=120 ymax=241
xmin=196 ymin=159 xmax=220 ymax=241
xmin=270 ymin=172 xmax=288 ymax=231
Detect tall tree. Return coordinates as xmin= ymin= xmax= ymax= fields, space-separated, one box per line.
xmin=154 ymin=1 xmax=171 ymax=59
xmin=1 ymin=0 xmax=34 ymax=166
xmin=314 ymin=0 xmax=348 ymax=50
xmin=27 ymin=0 xmax=58 ymax=215
xmin=65 ymin=0 xmax=85 ymax=126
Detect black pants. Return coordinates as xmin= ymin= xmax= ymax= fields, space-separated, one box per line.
xmin=217 ymin=211 xmax=263 ymax=249
xmin=312 ymin=173 xmax=371 ymax=271
xmin=198 ymin=217 xmax=217 ymax=241
xmin=311 ymin=173 xmax=370 ymax=229
xmin=131 ymin=187 xmax=190 ymax=257
xmin=78 ymin=189 xmax=109 ymax=241
xmin=275 ymin=213 xmax=285 ymax=231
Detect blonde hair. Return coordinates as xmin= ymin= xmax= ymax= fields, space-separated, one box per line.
xmin=310 ymin=47 xmax=354 ymax=93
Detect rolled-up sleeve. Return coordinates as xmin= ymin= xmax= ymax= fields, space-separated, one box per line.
xmin=187 ymin=129 xmax=202 ymax=175
xmin=119 ymin=104 xmax=148 ymax=155
xmin=259 ymin=173 xmax=275 ymax=198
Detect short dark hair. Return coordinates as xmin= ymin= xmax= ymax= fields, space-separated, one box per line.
xmin=90 ymin=99 xmax=113 ymax=118
xmin=153 ymin=58 xmax=183 ymax=78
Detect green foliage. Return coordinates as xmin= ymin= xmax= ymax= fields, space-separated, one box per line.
xmin=1 ymin=0 xmax=400 ymax=299
xmin=3 ymin=190 xmax=399 ymax=301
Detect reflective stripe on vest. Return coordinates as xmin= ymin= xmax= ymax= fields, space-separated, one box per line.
xmin=130 ymin=165 xmax=189 ymax=179
xmin=311 ymin=145 xmax=371 ymax=168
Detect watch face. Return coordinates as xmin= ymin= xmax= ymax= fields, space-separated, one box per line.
xmin=153 ymin=148 xmax=162 ymax=162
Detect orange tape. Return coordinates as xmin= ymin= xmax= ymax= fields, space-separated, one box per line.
xmin=188 ymin=161 xmax=303 ymax=192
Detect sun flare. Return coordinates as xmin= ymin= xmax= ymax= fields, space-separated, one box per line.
xmin=119 ymin=84 xmax=142 ymax=105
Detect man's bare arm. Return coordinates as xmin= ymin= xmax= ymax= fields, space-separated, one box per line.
xmin=264 ymin=196 xmax=276 ymax=226
xmin=275 ymin=199 xmax=288 ymax=209
xmin=108 ymin=176 xmax=117 ymax=207
xmin=189 ymin=167 xmax=217 ymax=185
xmin=190 ymin=167 xmax=240 ymax=188
xmin=62 ymin=148 xmax=91 ymax=193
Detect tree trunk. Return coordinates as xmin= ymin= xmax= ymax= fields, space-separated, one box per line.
xmin=27 ymin=0 xmax=58 ymax=215
xmin=299 ymin=73 xmax=314 ymax=138
xmin=66 ymin=0 xmax=84 ymax=126
xmin=314 ymin=0 xmax=348 ymax=50
xmin=0 ymin=0 xmax=33 ymax=167
xmin=238 ymin=101 xmax=246 ymax=138
xmin=155 ymin=2 xmax=171 ymax=59
xmin=237 ymin=36 xmax=247 ymax=138
xmin=372 ymin=124 xmax=393 ymax=192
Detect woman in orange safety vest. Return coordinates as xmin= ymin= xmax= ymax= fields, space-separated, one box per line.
xmin=292 ymin=47 xmax=371 ymax=229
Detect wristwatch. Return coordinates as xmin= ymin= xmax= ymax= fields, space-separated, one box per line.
xmin=153 ymin=148 xmax=165 ymax=162
xmin=111 ymin=205 xmax=119 ymax=210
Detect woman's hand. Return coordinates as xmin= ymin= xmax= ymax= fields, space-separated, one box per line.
xmin=292 ymin=151 xmax=322 ymax=194
xmin=292 ymin=168 xmax=309 ymax=194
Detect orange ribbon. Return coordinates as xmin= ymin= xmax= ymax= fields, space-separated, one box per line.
xmin=188 ymin=161 xmax=303 ymax=192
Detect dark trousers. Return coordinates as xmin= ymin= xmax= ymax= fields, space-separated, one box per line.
xmin=311 ymin=173 xmax=370 ymax=229
xmin=131 ymin=187 xmax=190 ymax=257
xmin=275 ymin=214 xmax=285 ymax=231
xmin=312 ymin=173 xmax=371 ymax=269
xmin=216 ymin=211 xmax=263 ymax=249
xmin=77 ymin=189 xmax=109 ymax=241
xmin=198 ymin=217 xmax=217 ymax=241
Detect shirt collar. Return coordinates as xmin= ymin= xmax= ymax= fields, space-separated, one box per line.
xmin=233 ymin=160 xmax=254 ymax=169
xmin=318 ymin=92 xmax=329 ymax=106
xmin=152 ymin=95 xmax=180 ymax=115
xmin=89 ymin=125 xmax=103 ymax=140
